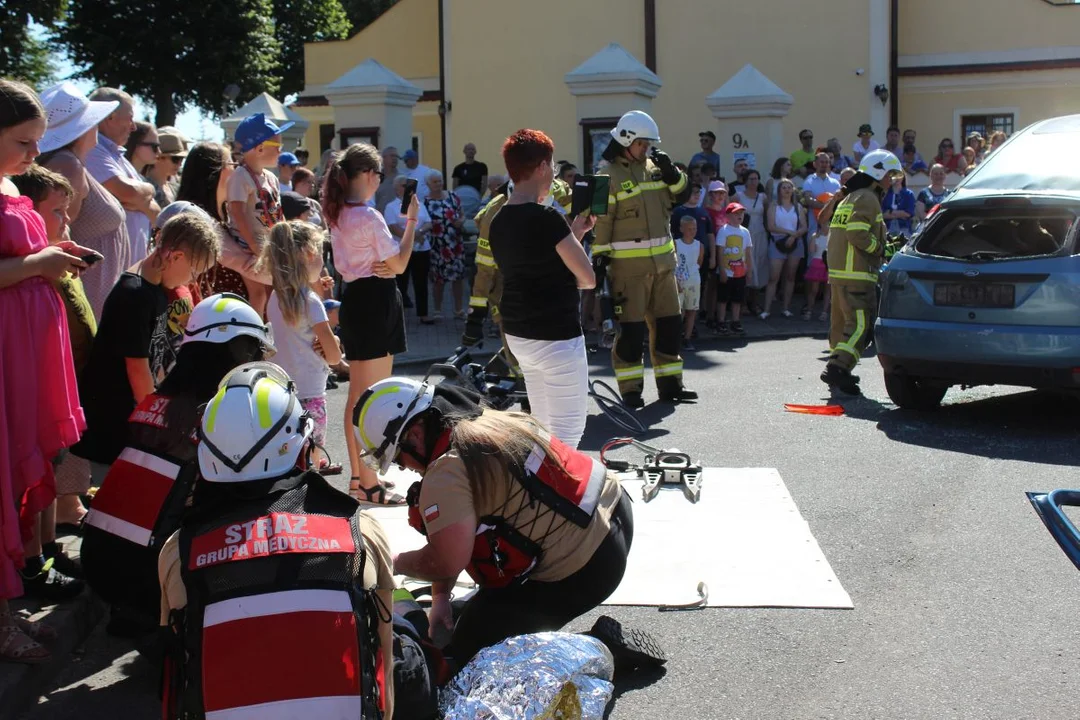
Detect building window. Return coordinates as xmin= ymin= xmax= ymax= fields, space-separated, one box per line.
xmin=581 ymin=117 xmax=619 ymax=174
xmin=319 ymin=124 xmax=335 ymax=156
xmin=961 ymin=113 xmax=1015 ymax=140
xmin=338 ymin=127 xmax=380 ymax=149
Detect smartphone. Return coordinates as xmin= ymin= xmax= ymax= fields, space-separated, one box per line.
xmin=401 ymin=179 xmax=418 ymax=211
xmin=81 ymin=251 xmax=104 ymax=266
xmin=571 ymin=175 xmax=611 ymax=217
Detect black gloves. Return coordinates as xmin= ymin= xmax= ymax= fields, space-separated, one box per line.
xmin=651 ymin=149 xmax=681 ymax=185
xmin=461 ymin=306 xmax=487 ymax=347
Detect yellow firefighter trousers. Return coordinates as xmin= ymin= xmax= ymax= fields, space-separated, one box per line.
xmin=611 ymin=266 xmax=684 ymax=396
xmin=828 ymin=283 xmax=876 ymax=372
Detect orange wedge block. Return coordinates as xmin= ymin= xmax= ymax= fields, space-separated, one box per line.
xmin=784 ymin=403 xmax=845 ymax=416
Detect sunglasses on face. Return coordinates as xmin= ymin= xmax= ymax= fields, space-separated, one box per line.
xmin=368 ymin=169 xmax=386 ymax=182
xmin=139 ymin=142 xmax=161 ymax=152
xmin=942 ymin=143 xmax=954 ymax=149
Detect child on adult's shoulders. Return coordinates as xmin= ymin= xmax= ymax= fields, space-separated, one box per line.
xmin=226 ymin=113 xmax=294 ymax=316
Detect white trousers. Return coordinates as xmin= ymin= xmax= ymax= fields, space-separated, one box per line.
xmin=504 ymin=333 xmax=589 ymax=448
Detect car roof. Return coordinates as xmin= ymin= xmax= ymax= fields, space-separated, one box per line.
xmin=1030 ymin=115 xmax=1080 ymax=135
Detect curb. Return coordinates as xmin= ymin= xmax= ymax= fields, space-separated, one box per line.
xmin=5 ymin=589 xmax=107 ymax=718
xmin=394 ymin=328 xmax=827 ymax=369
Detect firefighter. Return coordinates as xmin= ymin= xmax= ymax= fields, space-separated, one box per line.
xmin=159 ymin=362 xmax=396 ymax=719
xmin=81 ymin=293 xmax=271 ymax=639
xmin=354 ymin=377 xmax=666 ymax=673
xmin=820 ymin=149 xmax=902 ymax=395
xmin=593 ymin=110 xmax=697 ymax=408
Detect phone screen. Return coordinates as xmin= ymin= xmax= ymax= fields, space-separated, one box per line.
xmin=571 ymin=175 xmax=611 ymax=217
xmin=401 ymin=179 xmax=418 ymax=211
xmin=591 ymin=176 xmax=610 ymax=216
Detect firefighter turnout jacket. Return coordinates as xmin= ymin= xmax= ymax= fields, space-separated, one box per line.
xmin=827 ymin=187 xmax=886 ymax=286
xmin=592 ymin=155 xmax=687 ymax=264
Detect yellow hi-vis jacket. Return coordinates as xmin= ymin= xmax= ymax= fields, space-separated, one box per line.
xmin=468 ymin=180 xmax=573 ymax=312
xmin=827 ymin=186 xmax=886 ymax=286
xmin=592 ymin=156 xmax=687 ymax=266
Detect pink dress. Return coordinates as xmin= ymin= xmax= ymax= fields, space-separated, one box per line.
xmin=0 ymin=194 xmax=85 ymax=598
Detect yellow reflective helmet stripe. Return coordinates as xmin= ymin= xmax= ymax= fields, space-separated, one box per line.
xmin=204 ymin=386 xmax=227 ymax=433
xmin=212 ymin=296 xmax=245 ymax=313
xmin=356 ymin=384 xmax=402 ymax=449
xmin=254 ymin=378 xmax=276 ymax=429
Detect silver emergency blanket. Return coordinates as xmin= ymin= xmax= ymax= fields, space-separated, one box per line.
xmin=439 ymin=632 xmax=615 ymax=719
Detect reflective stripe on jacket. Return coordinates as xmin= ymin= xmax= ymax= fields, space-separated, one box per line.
xmin=593 ymin=156 xmax=686 ymax=261
xmin=827 ymin=187 xmax=886 ymax=285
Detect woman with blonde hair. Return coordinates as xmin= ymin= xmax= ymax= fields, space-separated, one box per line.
xmin=354 ymin=377 xmax=663 ymax=673
xmin=258 ymin=220 xmax=341 ymax=463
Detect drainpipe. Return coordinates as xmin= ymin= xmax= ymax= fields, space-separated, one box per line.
xmin=644 ymin=0 xmax=656 ymax=73
xmin=890 ymin=0 xmax=899 ymax=127
xmin=437 ymin=0 xmax=448 ymax=178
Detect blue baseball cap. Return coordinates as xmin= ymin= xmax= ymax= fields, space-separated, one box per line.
xmin=278 ymin=152 xmax=301 ymax=167
xmin=234 ymin=113 xmax=295 ymax=153
xmin=403 ymin=149 xmax=418 ymax=161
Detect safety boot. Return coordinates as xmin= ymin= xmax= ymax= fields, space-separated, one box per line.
xmin=621 ymin=391 xmax=645 ymax=410
xmin=659 ymin=388 xmax=698 ymax=403
xmin=820 ymin=364 xmax=862 ymax=396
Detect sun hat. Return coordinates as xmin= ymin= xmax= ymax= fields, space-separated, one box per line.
xmin=234 ymin=113 xmax=294 ymax=153
xmin=158 ymin=131 xmax=188 ymax=158
xmin=39 ymin=82 xmax=120 ymax=154
xmin=707 ymin=180 xmax=728 ymax=194
xmin=858 ymin=123 xmax=874 ymax=136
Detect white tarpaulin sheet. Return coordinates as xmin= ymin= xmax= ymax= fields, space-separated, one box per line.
xmin=370 ymin=466 xmax=852 ymax=609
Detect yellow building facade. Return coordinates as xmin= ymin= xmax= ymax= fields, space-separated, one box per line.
xmin=294 ymin=0 xmax=1080 ymax=178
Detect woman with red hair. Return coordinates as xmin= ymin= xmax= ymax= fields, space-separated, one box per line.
xmin=487 ymin=129 xmax=596 ymax=448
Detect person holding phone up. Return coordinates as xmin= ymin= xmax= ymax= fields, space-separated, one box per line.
xmin=487 ymin=129 xmax=595 ymax=449
xmin=592 ymin=111 xmax=697 ymax=409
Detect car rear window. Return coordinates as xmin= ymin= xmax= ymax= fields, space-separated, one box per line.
xmin=915 ymin=209 xmax=1075 ymax=261
xmin=963 ymin=130 xmax=1080 ymax=192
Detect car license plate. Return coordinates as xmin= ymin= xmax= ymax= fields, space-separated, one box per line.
xmin=933 ymin=283 xmax=1015 ymax=308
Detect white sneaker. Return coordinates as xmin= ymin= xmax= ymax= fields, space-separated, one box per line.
xmin=759 ymin=312 xmax=770 ymax=320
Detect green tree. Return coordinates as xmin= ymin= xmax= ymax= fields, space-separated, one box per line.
xmin=273 ymin=0 xmax=352 ymax=99
xmin=341 ymin=0 xmax=400 ymax=34
xmin=57 ymin=0 xmax=281 ymax=126
xmin=0 ymin=0 xmax=65 ymax=86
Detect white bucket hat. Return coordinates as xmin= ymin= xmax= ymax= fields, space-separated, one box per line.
xmin=39 ymin=82 xmax=120 ymax=154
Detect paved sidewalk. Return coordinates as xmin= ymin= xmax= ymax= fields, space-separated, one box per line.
xmin=396 ymin=306 xmax=829 ymax=368
xmin=4 ymin=533 xmax=106 ymax=719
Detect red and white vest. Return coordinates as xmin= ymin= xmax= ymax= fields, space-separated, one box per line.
xmin=176 ymin=474 xmax=382 ymax=720
xmin=409 ymin=430 xmax=607 ymax=588
xmin=84 ymin=394 xmax=190 ymax=548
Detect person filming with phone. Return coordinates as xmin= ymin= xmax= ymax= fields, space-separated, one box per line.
xmin=487 ymin=129 xmax=595 ymax=449
xmin=592 ymin=110 xmax=697 ymax=409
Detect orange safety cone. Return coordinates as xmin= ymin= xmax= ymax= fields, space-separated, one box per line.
xmin=784 ymin=403 xmax=845 ymax=416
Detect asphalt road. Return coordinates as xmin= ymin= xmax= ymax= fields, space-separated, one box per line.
xmin=26 ymin=337 xmax=1080 ymax=720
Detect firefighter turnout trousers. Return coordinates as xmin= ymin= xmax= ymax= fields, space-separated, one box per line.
xmin=828 ymin=283 xmax=876 ymax=371
xmin=611 ymin=258 xmax=685 ymax=397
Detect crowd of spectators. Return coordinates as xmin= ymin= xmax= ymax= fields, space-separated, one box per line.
xmin=668 ymin=121 xmax=999 ymax=336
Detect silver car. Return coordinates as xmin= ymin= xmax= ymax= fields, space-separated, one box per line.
xmin=876 ymin=115 xmax=1080 ymax=410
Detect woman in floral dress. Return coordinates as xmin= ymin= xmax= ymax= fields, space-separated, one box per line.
xmin=423 ymin=170 xmax=466 ymax=319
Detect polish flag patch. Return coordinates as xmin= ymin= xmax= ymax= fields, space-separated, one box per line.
xmin=423 ymin=505 xmax=440 ymax=522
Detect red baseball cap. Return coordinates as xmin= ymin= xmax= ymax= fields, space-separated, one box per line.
xmin=725 ymin=202 xmax=745 ymax=214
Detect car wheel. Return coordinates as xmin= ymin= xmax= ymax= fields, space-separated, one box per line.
xmin=884 ymin=372 xmax=949 ymax=410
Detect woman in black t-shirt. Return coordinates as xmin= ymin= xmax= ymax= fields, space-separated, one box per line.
xmin=488 ymin=129 xmax=595 ymax=448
